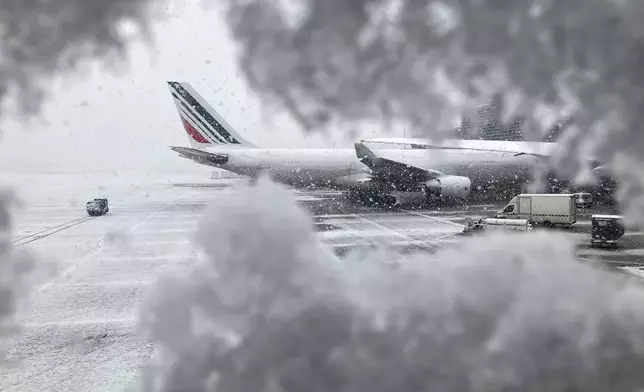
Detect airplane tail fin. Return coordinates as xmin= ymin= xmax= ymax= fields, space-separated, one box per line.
xmin=167 ymin=81 xmax=257 ymax=148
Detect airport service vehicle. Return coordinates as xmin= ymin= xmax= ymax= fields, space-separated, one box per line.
xmin=574 ymin=192 xmax=593 ymax=208
xmin=590 ymin=214 xmax=625 ymax=248
xmin=495 ymin=194 xmax=577 ymax=228
xmin=463 ymin=217 xmax=533 ymax=234
xmin=86 ymin=198 xmax=109 ymax=216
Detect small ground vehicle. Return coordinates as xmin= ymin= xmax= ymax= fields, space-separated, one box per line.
xmin=590 ymin=214 xmax=625 ymax=248
xmin=495 ymin=193 xmax=577 ymax=228
xmin=86 ymin=198 xmax=109 ymax=216
xmin=463 ymin=217 xmax=533 ymax=234
xmin=573 ymin=192 xmax=593 ymax=208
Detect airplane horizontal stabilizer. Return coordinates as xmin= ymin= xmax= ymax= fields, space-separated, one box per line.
xmin=170 ymin=146 xmax=229 ymax=166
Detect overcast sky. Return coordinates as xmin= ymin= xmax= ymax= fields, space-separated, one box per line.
xmin=0 ymin=1 xmax=401 ymax=174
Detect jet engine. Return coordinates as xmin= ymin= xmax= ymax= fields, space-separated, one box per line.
xmin=424 ymin=175 xmax=472 ymax=199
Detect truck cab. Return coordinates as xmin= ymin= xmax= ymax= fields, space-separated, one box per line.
xmin=496 ymin=196 xmax=520 ymax=218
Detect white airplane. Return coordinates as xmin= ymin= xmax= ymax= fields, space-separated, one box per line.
xmin=167 ymin=81 xmax=591 ymax=204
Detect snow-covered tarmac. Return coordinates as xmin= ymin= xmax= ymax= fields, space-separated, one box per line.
xmin=2 ymin=172 xmax=643 ymax=391
xmin=0 ymin=174 xmax=469 ymax=391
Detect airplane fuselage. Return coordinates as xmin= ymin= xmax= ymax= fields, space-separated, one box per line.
xmin=206 ymin=146 xmax=539 ymax=192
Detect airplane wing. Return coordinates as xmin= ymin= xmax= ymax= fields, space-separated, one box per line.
xmin=170 ymin=146 xmax=229 ymax=166
xmin=363 ymin=137 xmax=551 ymax=158
xmin=354 ymin=142 xmax=444 ymax=184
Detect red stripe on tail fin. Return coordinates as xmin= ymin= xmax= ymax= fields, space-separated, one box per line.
xmin=181 ymin=117 xmax=210 ymax=144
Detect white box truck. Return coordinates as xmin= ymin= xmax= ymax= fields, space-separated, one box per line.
xmin=495 ymin=194 xmax=577 ymax=228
